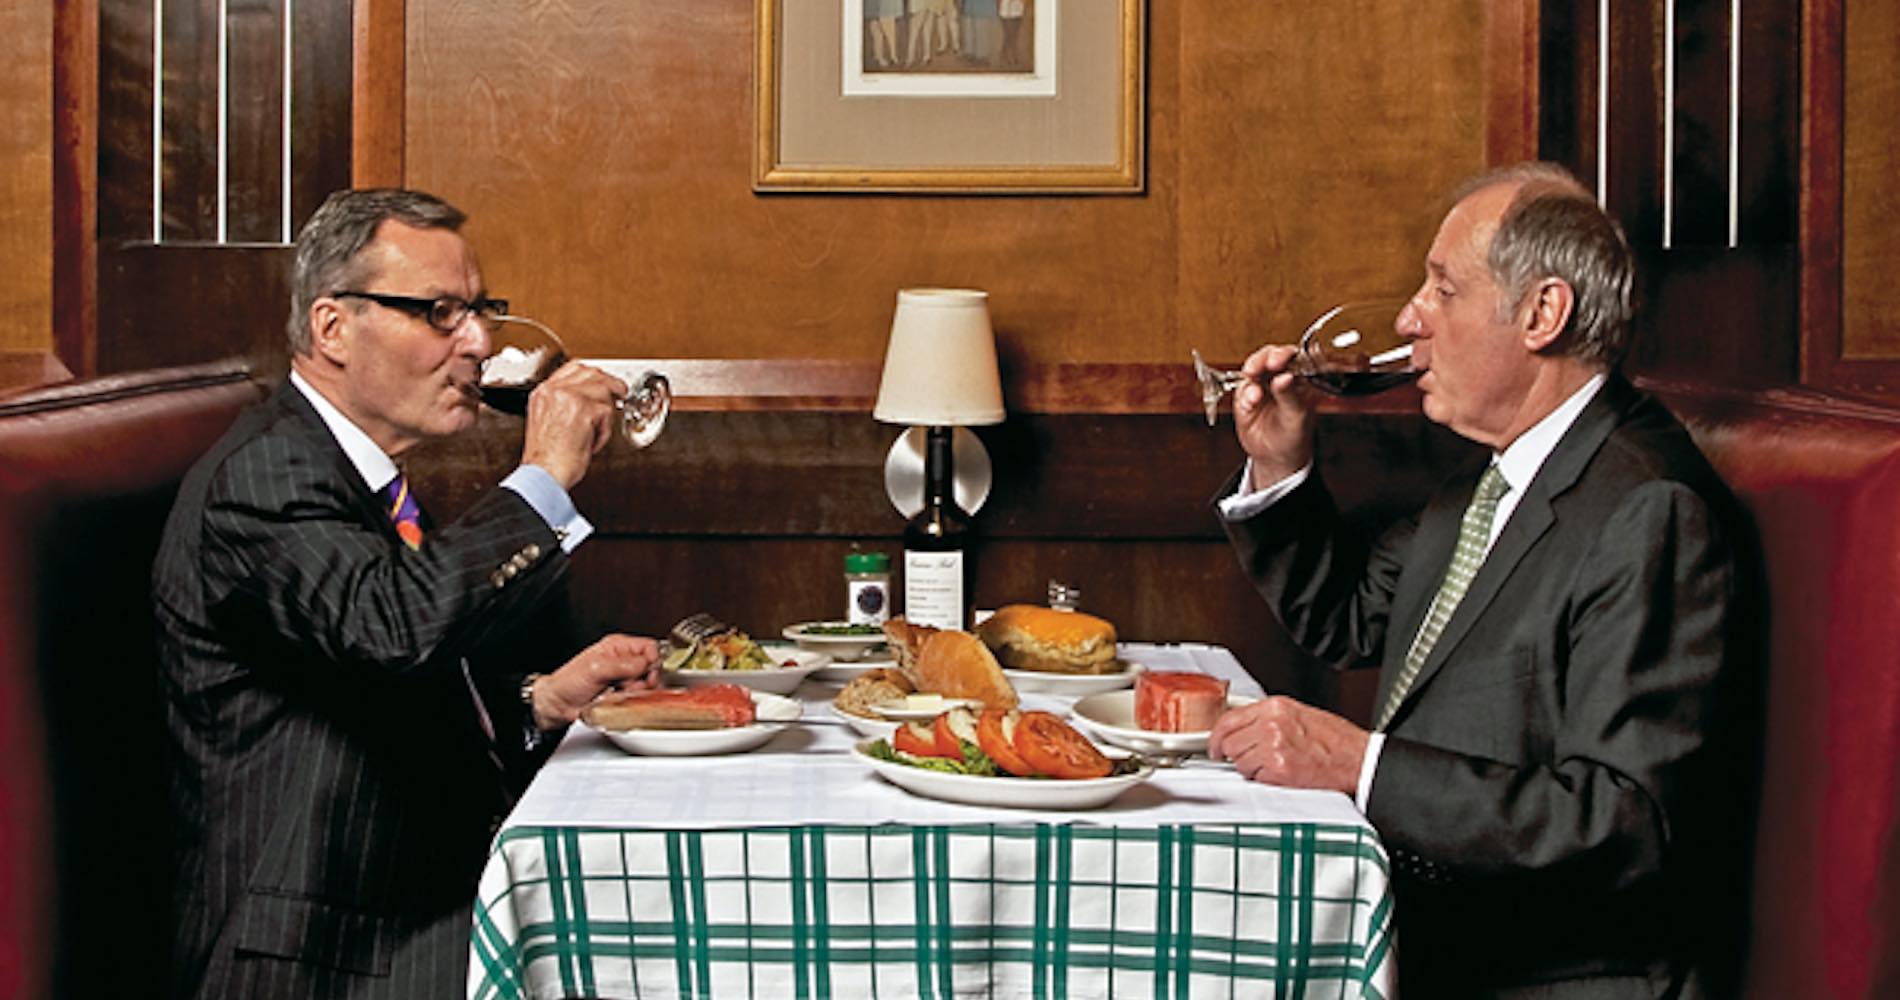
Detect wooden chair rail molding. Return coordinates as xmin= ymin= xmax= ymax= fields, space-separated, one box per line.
xmin=587 ymin=357 xmax=1426 ymax=416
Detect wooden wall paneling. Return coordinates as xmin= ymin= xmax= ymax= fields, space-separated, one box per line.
xmin=98 ymin=0 xmax=156 ymax=242
xmin=294 ymin=0 xmax=354 ymax=220
xmin=1801 ymin=0 xmax=1900 ymax=402
xmin=159 ymin=0 xmax=220 ymax=240
xmin=53 ymin=0 xmax=99 ymax=377
xmin=94 ymin=0 xmax=352 ymax=373
xmin=404 ymin=1 xmax=1488 ymax=369
xmin=0 ymin=0 xmax=54 ymax=359
xmin=1485 ymin=0 xmax=1541 ymax=164
xmin=223 ymin=0 xmax=286 ymax=243
xmin=1839 ymin=2 xmax=1900 ymax=370
xmin=97 ymin=245 xmax=293 ymax=372
xmin=1638 ymin=0 xmax=1799 ymax=388
xmin=350 ymin=0 xmax=404 ymax=187
xmin=1667 ymin=0 xmax=1735 ymax=246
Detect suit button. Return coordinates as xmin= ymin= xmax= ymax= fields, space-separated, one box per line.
xmin=524 ymin=543 xmax=541 ymax=561
xmin=491 ymin=570 xmax=508 ymax=588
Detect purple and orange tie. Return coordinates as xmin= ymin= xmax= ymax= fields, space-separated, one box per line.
xmin=382 ymin=473 xmax=424 ymax=549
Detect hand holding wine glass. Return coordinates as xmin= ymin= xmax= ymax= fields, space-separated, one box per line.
xmin=1192 ymin=298 xmax=1417 ymax=487
xmin=479 ymin=312 xmax=671 ymax=488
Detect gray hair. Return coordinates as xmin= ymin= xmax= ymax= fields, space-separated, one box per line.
xmin=286 ymin=188 xmax=466 ymax=354
xmin=1456 ymin=162 xmax=1636 ymax=368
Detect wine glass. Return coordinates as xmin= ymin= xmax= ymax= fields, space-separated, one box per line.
xmin=479 ymin=313 xmax=672 ymax=448
xmin=1190 ymin=298 xmax=1418 ymax=426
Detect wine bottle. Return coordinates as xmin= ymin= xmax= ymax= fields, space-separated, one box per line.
xmin=902 ymin=426 xmax=974 ymax=630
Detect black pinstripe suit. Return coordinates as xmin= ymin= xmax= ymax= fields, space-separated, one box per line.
xmin=154 ymin=382 xmax=584 ymax=999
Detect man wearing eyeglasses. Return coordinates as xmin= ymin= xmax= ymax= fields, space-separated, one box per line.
xmin=154 ymin=188 xmax=662 ymax=999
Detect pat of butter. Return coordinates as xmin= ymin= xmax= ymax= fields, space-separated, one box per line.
xmin=904 ymin=694 xmax=946 ymax=711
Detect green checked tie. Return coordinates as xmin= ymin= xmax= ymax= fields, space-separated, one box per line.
xmin=1375 ymin=464 xmax=1511 ymax=732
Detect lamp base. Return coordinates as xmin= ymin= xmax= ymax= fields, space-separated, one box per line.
xmin=883 ymin=426 xmax=992 ymax=517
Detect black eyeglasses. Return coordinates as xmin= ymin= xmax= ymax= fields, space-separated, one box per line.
xmin=331 ymin=291 xmax=510 ymax=333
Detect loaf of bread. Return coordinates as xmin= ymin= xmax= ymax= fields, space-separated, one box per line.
xmin=580 ymin=684 xmax=757 ymax=731
xmin=881 ymin=617 xmax=940 ymax=676
xmin=975 ymin=604 xmax=1120 ymax=675
xmin=912 ymin=630 xmax=1019 ymax=710
xmin=834 ymin=667 xmax=916 ymax=719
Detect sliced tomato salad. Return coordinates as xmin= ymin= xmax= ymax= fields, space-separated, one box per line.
xmin=870 ymin=706 xmax=1123 ymax=780
xmin=976 ymin=709 xmax=1040 ymax=777
xmin=1012 ymin=711 xmax=1114 ymax=779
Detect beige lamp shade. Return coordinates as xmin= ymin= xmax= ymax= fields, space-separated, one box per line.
xmin=873 ymin=288 xmax=1006 ymax=426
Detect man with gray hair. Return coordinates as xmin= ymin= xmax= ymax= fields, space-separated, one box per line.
xmin=1209 ymin=163 xmax=1756 ymax=995
xmin=155 ymin=188 xmax=663 ymax=998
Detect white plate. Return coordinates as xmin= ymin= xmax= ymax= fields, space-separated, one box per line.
xmin=667 ymin=646 xmax=829 ymax=695
xmin=591 ymin=691 xmax=802 ymax=756
xmin=868 ymin=697 xmax=983 ymax=721
xmin=851 ymin=741 xmax=1152 ymax=810
xmin=812 ymin=656 xmax=897 ymax=683
xmin=1070 ymin=689 xmax=1259 ymax=755
xmin=782 ymin=621 xmax=890 ymax=663
xmin=1001 ymin=661 xmax=1142 ymax=697
xmin=831 ymin=703 xmax=900 ymax=742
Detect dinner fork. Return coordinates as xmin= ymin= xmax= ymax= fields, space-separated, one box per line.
xmin=669 ymin=612 xmax=730 ymax=646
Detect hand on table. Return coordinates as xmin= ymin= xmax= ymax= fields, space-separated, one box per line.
xmin=529 ymin=633 xmax=663 ymax=731
xmin=1207 ymin=695 xmax=1369 ymax=796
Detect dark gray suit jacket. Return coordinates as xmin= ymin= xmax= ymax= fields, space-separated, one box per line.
xmin=1222 ymin=376 xmax=1757 ymax=998
xmin=154 ymin=383 xmax=583 ymax=999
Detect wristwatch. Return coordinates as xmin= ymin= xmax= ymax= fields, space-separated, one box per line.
xmin=519 ymin=672 xmax=546 ymax=718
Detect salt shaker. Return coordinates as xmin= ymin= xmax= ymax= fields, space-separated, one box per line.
xmin=1047 ymin=578 xmax=1081 ymax=612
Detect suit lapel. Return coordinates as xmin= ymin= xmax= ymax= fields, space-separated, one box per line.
xmin=1381 ymin=376 xmax=1638 ymax=726
xmin=274 ymin=382 xmax=410 ymax=544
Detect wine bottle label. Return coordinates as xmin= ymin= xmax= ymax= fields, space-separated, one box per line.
xmin=903 ymin=550 xmax=966 ymax=630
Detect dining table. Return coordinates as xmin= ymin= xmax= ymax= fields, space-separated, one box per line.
xmin=466 ymin=642 xmax=1395 ymax=999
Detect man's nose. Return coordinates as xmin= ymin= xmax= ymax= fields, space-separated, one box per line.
xmin=457 ymin=314 xmax=492 ymax=357
xmin=1396 ymin=296 xmax=1426 ymax=339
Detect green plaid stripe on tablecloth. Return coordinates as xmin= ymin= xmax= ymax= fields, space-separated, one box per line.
xmin=470 ymin=822 xmax=1392 ymax=1000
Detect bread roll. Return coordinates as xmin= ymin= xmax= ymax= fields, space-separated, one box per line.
xmin=881 ymin=617 xmax=939 ymax=677
xmin=913 ymin=630 xmax=1018 ymax=710
xmin=834 ymin=667 xmax=915 ymax=719
xmin=975 ymin=604 xmax=1120 ymax=675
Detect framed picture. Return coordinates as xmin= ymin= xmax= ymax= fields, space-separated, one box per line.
xmin=755 ymin=0 xmax=1146 ymax=193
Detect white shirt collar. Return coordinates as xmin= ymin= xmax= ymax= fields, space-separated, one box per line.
xmin=1493 ymin=372 xmax=1607 ymax=494
xmin=288 ymin=368 xmax=401 ymax=493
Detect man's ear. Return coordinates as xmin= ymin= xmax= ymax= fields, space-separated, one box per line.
xmin=309 ymin=298 xmax=350 ymax=366
xmin=1520 ymin=278 xmax=1575 ymax=353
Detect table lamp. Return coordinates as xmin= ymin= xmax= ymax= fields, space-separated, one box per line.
xmin=873 ymin=288 xmax=1006 ymax=630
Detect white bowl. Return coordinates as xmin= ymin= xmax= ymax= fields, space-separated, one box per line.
xmin=1001 ymin=661 xmax=1142 ymax=697
xmin=591 ymin=691 xmax=802 ymax=756
xmin=783 ymin=621 xmax=890 ymax=663
xmin=666 ymin=646 xmax=828 ymax=696
xmin=1069 ymin=688 xmax=1257 ymax=755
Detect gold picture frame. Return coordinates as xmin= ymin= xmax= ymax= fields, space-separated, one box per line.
xmin=754 ymin=0 xmax=1146 ymax=193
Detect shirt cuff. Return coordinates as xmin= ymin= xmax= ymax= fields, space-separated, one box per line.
xmin=501 ymin=465 xmax=593 ymax=553
xmin=1215 ymin=459 xmax=1313 ymax=521
xmin=1354 ymin=732 xmax=1386 ymax=812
